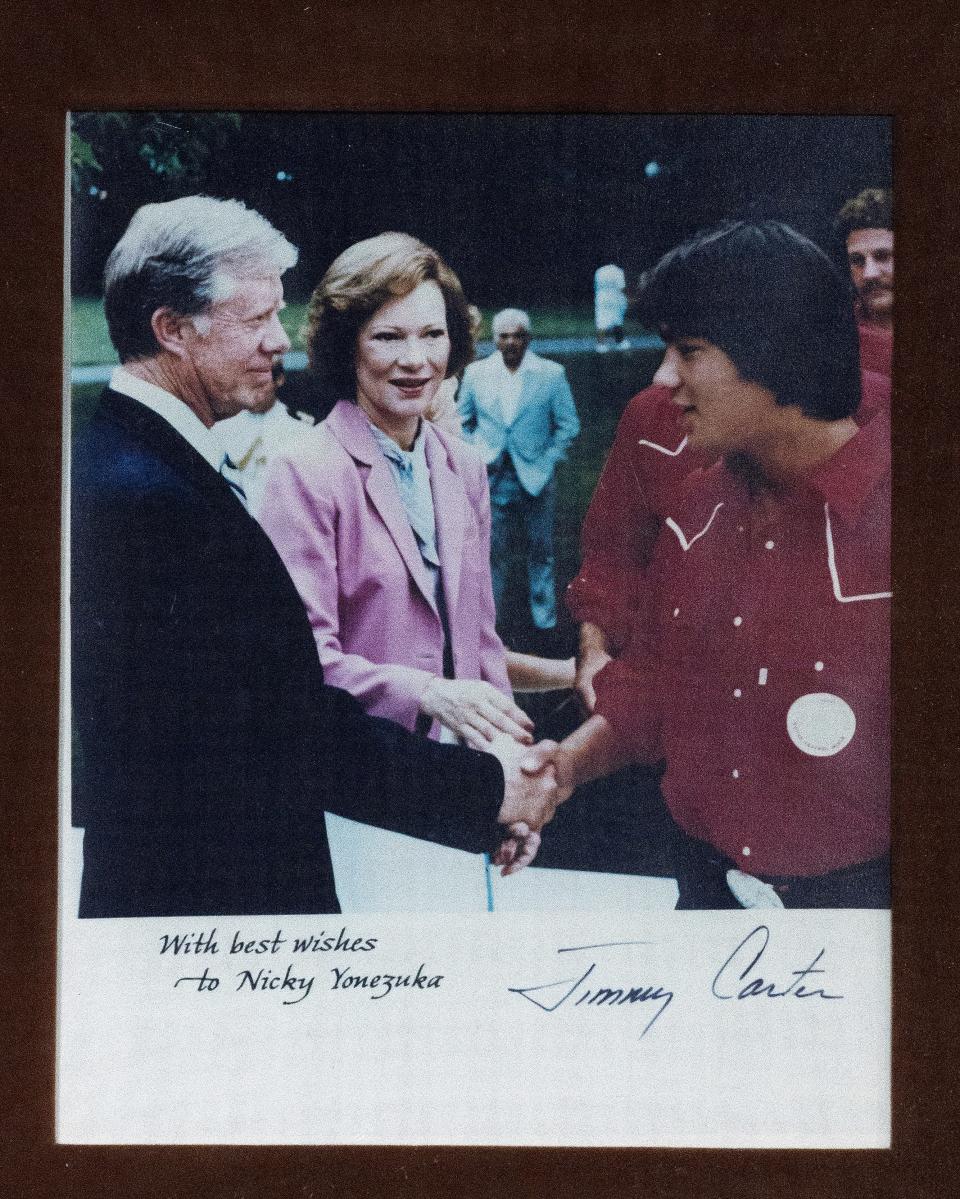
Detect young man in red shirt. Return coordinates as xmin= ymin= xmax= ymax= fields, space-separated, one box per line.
xmin=535 ymin=221 xmax=890 ymax=909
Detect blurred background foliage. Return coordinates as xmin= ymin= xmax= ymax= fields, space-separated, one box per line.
xmin=70 ymin=112 xmax=891 ymax=309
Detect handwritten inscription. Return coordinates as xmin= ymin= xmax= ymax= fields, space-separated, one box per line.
xmin=163 ymin=923 xmax=845 ymax=1020
xmin=161 ymin=925 xmax=445 ymax=1005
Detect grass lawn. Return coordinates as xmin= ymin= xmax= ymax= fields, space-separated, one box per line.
xmin=70 ymin=297 xmax=598 ymax=367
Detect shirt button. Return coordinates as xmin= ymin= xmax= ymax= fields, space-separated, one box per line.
xmin=733 ymin=688 xmax=742 ymax=698
xmin=733 ymin=616 xmax=743 ymax=627
xmin=815 ymin=661 xmax=824 ymax=672
xmin=764 ymin=540 xmax=775 ymax=550
xmin=737 ymin=525 xmax=745 ymax=533
xmin=742 ymin=846 xmax=751 ymax=857
xmin=732 ymin=769 xmax=740 ymax=779
xmin=673 ymin=607 xmax=680 ymax=618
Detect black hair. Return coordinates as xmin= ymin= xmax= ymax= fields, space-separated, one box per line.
xmin=635 ymin=220 xmax=861 ymax=421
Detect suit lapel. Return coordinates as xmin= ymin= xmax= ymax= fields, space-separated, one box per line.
xmin=424 ymin=429 xmax=468 ymax=627
xmin=326 ymin=402 xmax=438 ymax=611
xmin=98 ymin=389 xmax=250 ymax=522
xmin=91 ymin=389 xmax=325 ymax=685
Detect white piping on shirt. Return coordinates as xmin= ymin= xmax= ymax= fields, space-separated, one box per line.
xmin=824 ymin=502 xmax=892 ymax=603
xmin=637 ymin=435 xmax=688 ymax=457
xmin=664 ymin=503 xmax=724 ymax=552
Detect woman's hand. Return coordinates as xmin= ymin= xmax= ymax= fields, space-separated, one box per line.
xmin=419 ymin=677 xmax=534 ymax=750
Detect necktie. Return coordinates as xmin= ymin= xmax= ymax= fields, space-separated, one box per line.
xmin=219 ymin=453 xmax=249 ymax=509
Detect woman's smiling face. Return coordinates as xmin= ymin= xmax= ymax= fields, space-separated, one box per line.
xmin=354 ymin=280 xmax=450 ymax=448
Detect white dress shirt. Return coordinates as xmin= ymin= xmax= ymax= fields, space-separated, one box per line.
xmin=489 ymin=351 xmax=530 ymax=426
xmin=217 ymin=403 xmax=315 ymax=516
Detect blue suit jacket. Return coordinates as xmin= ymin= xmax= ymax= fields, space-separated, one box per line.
xmin=457 ymin=351 xmax=580 ymax=496
xmin=71 ymin=390 xmax=504 ymax=917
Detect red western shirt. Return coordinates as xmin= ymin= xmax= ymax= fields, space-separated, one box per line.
xmin=566 ymin=373 xmax=891 ymax=650
xmin=593 ymin=408 xmax=891 ymax=877
xmin=565 ymin=385 xmax=712 ymax=648
xmin=858 ymin=321 xmax=892 ymax=378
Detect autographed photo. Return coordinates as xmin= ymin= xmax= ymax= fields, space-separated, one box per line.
xmin=59 ymin=113 xmax=892 ymax=1146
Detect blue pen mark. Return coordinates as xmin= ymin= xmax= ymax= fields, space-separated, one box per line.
xmin=483 ymin=852 xmax=495 ymax=912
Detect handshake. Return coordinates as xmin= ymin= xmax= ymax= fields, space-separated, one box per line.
xmin=486 ymin=734 xmax=573 ymax=877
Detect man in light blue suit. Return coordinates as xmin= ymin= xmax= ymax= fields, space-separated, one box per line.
xmin=458 ymin=308 xmax=580 ymax=631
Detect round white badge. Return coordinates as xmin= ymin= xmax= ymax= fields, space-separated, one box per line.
xmin=786 ymin=692 xmax=856 ymax=757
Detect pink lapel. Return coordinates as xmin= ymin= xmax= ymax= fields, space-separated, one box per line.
xmin=325 ymin=401 xmax=437 ymax=610
xmin=424 ymin=427 xmax=469 ymax=628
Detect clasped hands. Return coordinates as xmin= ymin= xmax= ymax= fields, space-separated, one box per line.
xmin=487 ymin=734 xmax=572 ymax=876
xmin=419 ymin=678 xmax=571 ymax=875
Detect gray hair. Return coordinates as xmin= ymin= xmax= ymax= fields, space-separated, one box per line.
xmin=491 ymin=307 xmax=531 ymax=336
xmin=103 ymin=195 xmax=298 ymax=362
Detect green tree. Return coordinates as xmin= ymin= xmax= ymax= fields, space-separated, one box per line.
xmin=70 ymin=112 xmax=242 ymax=196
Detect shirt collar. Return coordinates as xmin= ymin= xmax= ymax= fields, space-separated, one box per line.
xmin=367 ymin=417 xmax=428 ymax=474
xmin=110 ymin=365 xmax=226 ymax=473
xmin=714 ymin=407 xmax=890 ymax=530
xmin=806 ymin=407 xmax=890 ymax=528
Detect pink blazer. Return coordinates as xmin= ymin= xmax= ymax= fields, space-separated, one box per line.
xmin=259 ymin=400 xmax=511 ymax=737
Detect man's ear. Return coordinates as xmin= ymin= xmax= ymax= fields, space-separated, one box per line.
xmin=150 ymin=307 xmax=191 ymax=358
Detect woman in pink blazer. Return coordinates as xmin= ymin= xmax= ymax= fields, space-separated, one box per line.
xmin=259 ymin=233 xmax=533 ymax=752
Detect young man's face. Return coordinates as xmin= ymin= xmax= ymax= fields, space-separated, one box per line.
xmin=653 ymin=335 xmax=781 ymax=458
xmin=846 ymin=227 xmax=894 ymax=326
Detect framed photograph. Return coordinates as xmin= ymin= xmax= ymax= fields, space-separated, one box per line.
xmin=60 ymin=110 xmax=890 ymax=1148
xmin=2 ymin=4 xmax=955 ymax=1195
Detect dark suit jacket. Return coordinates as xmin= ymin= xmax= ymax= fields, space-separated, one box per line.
xmin=71 ymin=390 xmax=503 ymax=917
